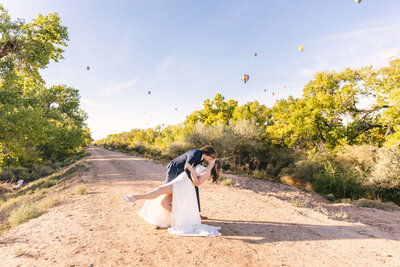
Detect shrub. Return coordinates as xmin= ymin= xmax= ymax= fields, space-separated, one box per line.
xmin=37 ymin=194 xmax=61 ymax=210
xmin=367 ymin=147 xmax=400 ymax=190
xmin=39 ymin=179 xmax=57 ymax=189
xmin=353 ymin=198 xmax=400 ymax=211
xmin=127 ymin=141 xmax=148 ymax=155
xmin=72 ymin=184 xmax=87 ymax=195
xmin=292 ymin=160 xmax=324 ymax=183
xmin=8 ymin=203 xmax=42 ymax=227
xmin=186 ymin=120 xmax=270 ymax=172
xmin=0 ymin=168 xmax=16 ymax=182
xmin=312 ymin=162 xmax=365 ymax=199
xmin=36 ymin=166 xmax=55 ymax=178
xmin=167 ymin=142 xmax=192 ymax=159
xmin=336 ymin=145 xmax=377 ymax=174
xmin=220 ymin=177 xmax=233 ymax=186
xmin=266 ymin=148 xmax=294 ymax=176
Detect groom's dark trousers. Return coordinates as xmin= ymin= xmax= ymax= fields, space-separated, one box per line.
xmin=165 ymin=149 xmax=203 ymax=212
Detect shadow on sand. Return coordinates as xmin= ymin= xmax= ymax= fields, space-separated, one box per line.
xmin=205 ymin=218 xmax=398 ymax=244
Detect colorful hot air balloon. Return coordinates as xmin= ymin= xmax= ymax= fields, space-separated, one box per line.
xmin=355 ymin=0 xmax=362 ymax=3
xmin=241 ymin=74 xmax=250 ymax=84
xmin=254 ymin=52 xmax=257 ymax=56
xmin=86 ymin=66 xmax=90 ymax=71
xmin=298 ymin=45 xmax=304 ymax=52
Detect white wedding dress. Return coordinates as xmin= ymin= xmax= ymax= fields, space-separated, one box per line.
xmin=137 ymin=165 xmax=221 ymax=237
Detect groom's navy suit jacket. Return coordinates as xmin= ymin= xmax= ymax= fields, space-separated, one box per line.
xmin=166 ymin=149 xmax=203 ymax=211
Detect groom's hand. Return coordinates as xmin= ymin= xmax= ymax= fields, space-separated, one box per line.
xmin=185 ymin=162 xmax=194 ymax=170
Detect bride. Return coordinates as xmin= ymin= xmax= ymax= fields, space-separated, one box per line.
xmin=123 ymin=159 xmax=222 ymax=237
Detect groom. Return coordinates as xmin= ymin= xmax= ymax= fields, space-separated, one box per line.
xmin=165 ymin=145 xmax=217 ymax=220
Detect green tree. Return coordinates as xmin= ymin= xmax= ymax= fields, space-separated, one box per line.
xmin=185 ymin=94 xmax=238 ymax=129
xmin=269 ymin=65 xmax=398 ymax=150
xmin=0 ymin=5 xmax=90 ymax=167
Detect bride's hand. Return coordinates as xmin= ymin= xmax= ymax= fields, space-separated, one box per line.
xmin=185 ymin=162 xmax=194 ymax=170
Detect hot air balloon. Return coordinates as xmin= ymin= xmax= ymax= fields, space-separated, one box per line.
xmin=86 ymin=66 xmax=90 ymax=71
xmin=241 ymin=74 xmax=250 ymax=84
xmin=355 ymin=0 xmax=361 ymax=3
xmin=254 ymin=52 xmax=257 ymax=56
xmin=272 ymin=92 xmax=275 ymax=96
xmin=298 ymin=45 xmax=304 ymax=52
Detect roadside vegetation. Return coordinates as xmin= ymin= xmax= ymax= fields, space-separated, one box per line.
xmin=95 ymin=59 xmax=400 ymax=207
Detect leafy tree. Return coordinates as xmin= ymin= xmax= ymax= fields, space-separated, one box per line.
xmin=185 ymin=94 xmax=238 ymax=129
xmin=269 ymin=65 xmax=399 ymax=150
xmin=0 ymin=5 xmax=91 ymax=168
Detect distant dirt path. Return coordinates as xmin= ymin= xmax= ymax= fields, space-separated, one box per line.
xmin=1 ymin=146 xmax=400 ymax=266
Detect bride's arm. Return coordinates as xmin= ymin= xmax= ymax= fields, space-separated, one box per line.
xmin=185 ymin=163 xmax=201 ymax=185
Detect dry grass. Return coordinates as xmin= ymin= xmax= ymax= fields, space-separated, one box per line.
xmin=72 ymin=184 xmax=87 ymax=195
xmin=290 ymin=197 xmax=309 ymax=208
xmin=220 ymin=177 xmax=233 ymax=186
xmin=0 ymin=182 xmax=13 ymax=194
xmin=280 ymin=175 xmax=301 ymax=187
xmin=37 ymin=194 xmax=61 ymax=210
xmin=333 ymin=207 xmax=349 ymax=219
xmin=13 ymin=247 xmax=27 ymax=257
xmin=8 ymin=203 xmax=42 ymax=227
xmin=0 ymin=162 xmax=88 ymax=236
xmin=353 ymin=198 xmax=400 ymax=211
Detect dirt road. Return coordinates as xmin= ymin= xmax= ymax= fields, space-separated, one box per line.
xmin=1 ymin=146 xmax=400 ymax=266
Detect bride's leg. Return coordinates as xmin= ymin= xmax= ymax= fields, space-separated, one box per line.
xmin=133 ymin=183 xmax=172 ymax=200
xmin=161 ymin=194 xmax=172 ymax=212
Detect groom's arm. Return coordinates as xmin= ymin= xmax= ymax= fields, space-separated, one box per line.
xmin=184 ymin=150 xmax=202 ymax=180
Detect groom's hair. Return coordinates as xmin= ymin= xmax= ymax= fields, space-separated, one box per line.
xmin=200 ymin=145 xmax=217 ymax=157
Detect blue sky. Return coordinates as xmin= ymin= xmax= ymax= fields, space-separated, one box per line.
xmin=3 ymin=0 xmax=400 ymax=140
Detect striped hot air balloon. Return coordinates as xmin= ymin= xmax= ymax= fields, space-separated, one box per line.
xmin=241 ymin=74 xmax=250 ymax=84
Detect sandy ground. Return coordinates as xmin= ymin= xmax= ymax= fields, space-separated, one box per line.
xmin=1 ymin=145 xmax=400 ymax=267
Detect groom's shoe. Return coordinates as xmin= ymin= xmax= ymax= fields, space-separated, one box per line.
xmin=123 ymin=195 xmax=136 ymax=205
xmin=200 ymin=215 xmax=208 ymax=220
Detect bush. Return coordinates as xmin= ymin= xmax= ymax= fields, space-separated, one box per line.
xmin=266 ymin=148 xmax=294 ymax=176
xmin=186 ymin=120 xmax=270 ymax=172
xmin=292 ymin=160 xmax=324 ymax=183
xmin=0 ymin=166 xmax=29 ymax=183
xmin=72 ymin=184 xmax=87 ymax=195
xmin=312 ymin=162 xmax=365 ymax=199
xmin=167 ymin=142 xmax=192 ymax=159
xmin=127 ymin=141 xmax=148 ymax=154
xmin=35 ymin=166 xmax=55 ymax=179
xmin=8 ymin=203 xmax=42 ymax=227
xmin=367 ymin=147 xmax=400 ymax=190
xmin=0 ymin=168 xmax=16 ymax=182
xmin=336 ymin=145 xmax=377 ymax=174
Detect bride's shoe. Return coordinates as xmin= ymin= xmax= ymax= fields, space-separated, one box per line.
xmin=123 ymin=195 xmax=137 ymax=205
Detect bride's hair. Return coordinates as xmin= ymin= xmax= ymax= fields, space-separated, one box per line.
xmin=210 ymin=159 xmax=221 ymax=183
